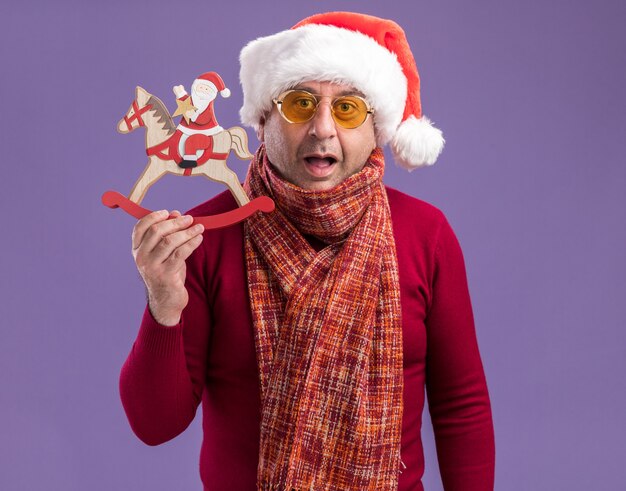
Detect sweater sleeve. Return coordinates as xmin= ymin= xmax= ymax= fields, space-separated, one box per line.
xmin=425 ymin=215 xmax=496 ymax=490
xmin=119 ymin=239 xmax=211 ymax=446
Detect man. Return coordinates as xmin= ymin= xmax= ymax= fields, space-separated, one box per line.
xmin=120 ymin=12 xmax=495 ymax=491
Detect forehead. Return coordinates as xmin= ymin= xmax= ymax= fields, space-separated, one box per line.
xmin=289 ymin=80 xmax=366 ymax=98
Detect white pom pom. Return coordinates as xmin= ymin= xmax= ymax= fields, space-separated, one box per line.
xmin=391 ymin=115 xmax=445 ymax=170
xmin=221 ymin=88 xmax=231 ymax=98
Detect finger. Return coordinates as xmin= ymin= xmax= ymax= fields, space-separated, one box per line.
xmin=151 ymin=223 xmax=204 ymax=264
xmin=163 ymin=232 xmax=204 ymax=270
xmin=140 ymin=214 xmax=195 ymax=255
xmin=132 ymin=209 xmax=169 ymax=250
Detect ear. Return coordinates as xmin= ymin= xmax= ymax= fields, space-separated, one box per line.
xmin=256 ymin=116 xmax=266 ymax=142
xmin=135 ymin=86 xmax=149 ymax=105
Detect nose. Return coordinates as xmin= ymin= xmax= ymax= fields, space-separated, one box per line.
xmin=308 ymin=100 xmax=337 ymax=140
xmin=117 ymin=119 xmax=129 ymax=134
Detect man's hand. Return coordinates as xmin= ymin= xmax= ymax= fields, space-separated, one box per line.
xmin=132 ymin=210 xmax=204 ymax=326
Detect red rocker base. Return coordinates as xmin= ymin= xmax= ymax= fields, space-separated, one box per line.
xmin=101 ymin=190 xmax=274 ymax=229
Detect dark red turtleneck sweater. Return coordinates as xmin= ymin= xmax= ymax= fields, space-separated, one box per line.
xmin=119 ymin=186 xmax=495 ymax=490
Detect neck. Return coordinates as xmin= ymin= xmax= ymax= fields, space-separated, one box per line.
xmin=246 ymin=145 xmax=386 ymax=243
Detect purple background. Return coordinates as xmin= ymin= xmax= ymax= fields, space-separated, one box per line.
xmin=2 ymin=1 xmax=625 ymax=489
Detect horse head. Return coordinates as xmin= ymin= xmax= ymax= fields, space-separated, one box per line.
xmin=117 ymin=86 xmax=153 ymax=134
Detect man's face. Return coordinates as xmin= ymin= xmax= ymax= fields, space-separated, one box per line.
xmin=258 ymin=81 xmax=377 ymax=191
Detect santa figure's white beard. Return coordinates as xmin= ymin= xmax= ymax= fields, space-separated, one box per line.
xmin=192 ymin=87 xmax=216 ymax=113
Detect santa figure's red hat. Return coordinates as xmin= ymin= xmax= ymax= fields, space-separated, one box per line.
xmin=193 ymin=71 xmax=231 ymax=98
xmin=239 ymin=11 xmax=444 ymax=170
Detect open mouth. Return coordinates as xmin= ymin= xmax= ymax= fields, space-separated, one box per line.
xmin=304 ymin=156 xmax=337 ymax=177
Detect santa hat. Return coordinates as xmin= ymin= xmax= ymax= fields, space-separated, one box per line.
xmin=193 ymin=71 xmax=231 ymax=98
xmin=239 ymin=11 xmax=444 ymax=170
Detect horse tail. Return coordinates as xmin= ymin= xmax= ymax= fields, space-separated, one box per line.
xmin=228 ymin=126 xmax=254 ymax=160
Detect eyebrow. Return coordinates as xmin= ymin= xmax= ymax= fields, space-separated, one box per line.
xmin=293 ymin=84 xmax=367 ymax=98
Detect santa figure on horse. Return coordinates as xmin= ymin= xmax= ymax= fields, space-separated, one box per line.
xmin=173 ymin=72 xmax=232 ymax=168
xmin=107 ymin=71 xmax=266 ymax=217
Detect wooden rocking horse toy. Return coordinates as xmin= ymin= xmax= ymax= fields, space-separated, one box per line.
xmin=101 ymin=80 xmax=274 ymax=228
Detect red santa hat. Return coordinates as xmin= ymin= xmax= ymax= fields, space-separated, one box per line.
xmin=193 ymin=71 xmax=231 ymax=98
xmin=239 ymin=11 xmax=444 ymax=170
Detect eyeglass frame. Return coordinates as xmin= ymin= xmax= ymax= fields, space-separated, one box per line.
xmin=271 ymin=89 xmax=374 ymax=129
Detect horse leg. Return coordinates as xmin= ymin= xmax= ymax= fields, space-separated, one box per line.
xmin=200 ymin=161 xmax=250 ymax=206
xmin=128 ymin=157 xmax=169 ymax=204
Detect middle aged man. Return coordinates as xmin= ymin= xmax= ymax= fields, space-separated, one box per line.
xmin=120 ymin=11 xmax=496 ymax=491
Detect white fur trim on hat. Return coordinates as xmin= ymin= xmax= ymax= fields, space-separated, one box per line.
xmin=220 ymin=88 xmax=231 ymax=98
xmin=239 ymin=24 xmax=407 ymax=145
xmin=391 ymin=115 xmax=445 ymax=170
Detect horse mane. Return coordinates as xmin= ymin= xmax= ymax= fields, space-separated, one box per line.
xmin=147 ymin=95 xmax=176 ymax=135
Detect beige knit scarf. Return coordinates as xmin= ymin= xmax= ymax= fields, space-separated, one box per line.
xmin=243 ymin=145 xmax=403 ymax=490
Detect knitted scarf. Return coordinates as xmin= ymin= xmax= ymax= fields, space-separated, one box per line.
xmin=243 ymin=145 xmax=403 ymax=490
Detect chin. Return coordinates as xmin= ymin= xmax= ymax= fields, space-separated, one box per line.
xmin=299 ymin=179 xmax=339 ymax=192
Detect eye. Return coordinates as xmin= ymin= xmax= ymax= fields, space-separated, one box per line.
xmin=334 ymin=99 xmax=359 ymax=115
xmin=337 ymin=99 xmax=357 ymax=110
xmin=296 ymin=98 xmax=313 ymax=108
xmin=337 ymin=102 xmax=354 ymax=112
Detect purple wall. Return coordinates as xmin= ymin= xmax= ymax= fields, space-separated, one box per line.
xmin=2 ymin=1 xmax=625 ymax=489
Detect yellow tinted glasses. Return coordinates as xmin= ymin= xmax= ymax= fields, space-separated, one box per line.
xmin=272 ymin=90 xmax=374 ymax=129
